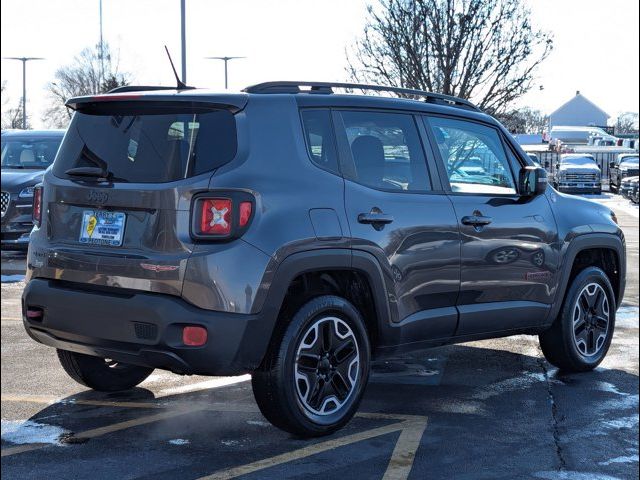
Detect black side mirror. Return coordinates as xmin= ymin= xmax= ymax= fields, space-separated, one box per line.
xmin=519 ymin=166 xmax=547 ymax=196
xmin=609 ymin=161 xmax=616 ymax=169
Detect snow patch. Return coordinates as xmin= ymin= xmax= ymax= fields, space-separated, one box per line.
xmin=1 ymin=419 xmax=68 ymax=446
xmin=246 ymin=420 xmax=270 ymax=427
xmin=598 ymin=455 xmax=638 ymax=466
xmin=168 ymin=438 xmax=190 ymax=445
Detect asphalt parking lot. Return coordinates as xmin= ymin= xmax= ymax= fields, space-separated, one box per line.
xmin=1 ymin=193 xmax=638 ymax=480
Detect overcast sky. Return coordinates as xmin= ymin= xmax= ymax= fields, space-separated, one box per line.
xmin=1 ymin=0 xmax=638 ymax=128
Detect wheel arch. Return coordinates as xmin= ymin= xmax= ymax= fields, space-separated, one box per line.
xmin=547 ymin=233 xmax=626 ymax=325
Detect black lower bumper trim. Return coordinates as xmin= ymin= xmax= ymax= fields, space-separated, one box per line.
xmin=22 ymin=278 xmax=275 ymax=376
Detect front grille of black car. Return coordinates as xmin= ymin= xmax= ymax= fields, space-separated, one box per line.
xmin=1 ymin=191 xmax=9 ymax=217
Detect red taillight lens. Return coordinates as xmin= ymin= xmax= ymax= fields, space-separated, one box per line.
xmin=182 ymin=326 xmax=208 ymax=346
xmin=239 ymin=201 xmax=252 ymax=227
xmin=199 ymin=198 xmax=232 ymax=235
xmin=32 ymin=186 xmax=42 ymax=227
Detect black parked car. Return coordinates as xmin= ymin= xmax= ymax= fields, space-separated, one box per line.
xmin=22 ymin=82 xmax=625 ymax=437
xmin=609 ymin=153 xmax=639 ymax=193
xmin=1 ymin=129 xmax=65 ymax=250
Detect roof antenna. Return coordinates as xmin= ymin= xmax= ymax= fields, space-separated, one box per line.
xmin=164 ymin=45 xmax=190 ymax=90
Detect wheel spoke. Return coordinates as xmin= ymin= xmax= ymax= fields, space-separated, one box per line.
xmin=594 ymin=316 xmax=608 ymax=331
xmin=307 ymin=377 xmax=326 ymax=410
xmin=321 ymin=321 xmax=333 ymax=352
xmin=331 ymin=372 xmax=351 ymax=401
xmin=333 ymin=339 xmax=356 ymax=365
xmin=297 ymin=353 xmax=320 ymax=372
xmin=579 ymin=294 xmax=590 ymax=312
xmin=574 ymin=319 xmax=587 ymax=336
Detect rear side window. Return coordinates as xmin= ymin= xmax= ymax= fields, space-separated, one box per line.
xmin=53 ymin=107 xmax=236 ymax=183
xmin=300 ymin=109 xmax=339 ymax=174
xmin=425 ymin=117 xmax=516 ymax=195
xmin=338 ymin=111 xmax=431 ymax=191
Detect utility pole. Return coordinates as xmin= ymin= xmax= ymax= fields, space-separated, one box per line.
xmin=99 ymin=0 xmax=104 ymax=86
xmin=2 ymin=57 xmax=44 ymax=129
xmin=180 ymin=0 xmax=187 ymax=83
xmin=204 ymin=56 xmax=245 ymax=89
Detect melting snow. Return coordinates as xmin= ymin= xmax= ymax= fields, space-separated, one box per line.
xmin=1 ymin=419 xmax=68 ymax=446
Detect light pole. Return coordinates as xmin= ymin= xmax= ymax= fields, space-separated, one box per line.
xmin=99 ymin=0 xmax=104 ymax=86
xmin=2 ymin=57 xmax=44 ymax=129
xmin=204 ymin=56 xmax=245 ymax=89
xmin=181 ymin=0 xmax=187 ymax=83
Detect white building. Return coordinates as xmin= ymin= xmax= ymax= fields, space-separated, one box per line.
xmin=549 ymin=91 xmax=610 ymax=129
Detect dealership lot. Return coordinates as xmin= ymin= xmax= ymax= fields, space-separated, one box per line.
xmin=1 ymin=194 xmax=638 ymax=480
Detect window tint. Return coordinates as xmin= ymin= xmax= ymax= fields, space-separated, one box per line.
xmin=426 ymin=117 xmax=516 ymax=195
xmin=53 ymin=107 xmax=236 ymax=183
xmin=339 ymin=111 xmax=430 ymax=191
xmin=300 ymin=109 xmax=339 ymax=174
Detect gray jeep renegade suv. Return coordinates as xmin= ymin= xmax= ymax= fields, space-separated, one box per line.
xmin=23 ymin=82 xmax=626 ymax=437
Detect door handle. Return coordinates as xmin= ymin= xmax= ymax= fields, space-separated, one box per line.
xmin=461 ymin=215 xmax=492 ymax=227
xmin=358 ymin=213 xmax=394 ymax=225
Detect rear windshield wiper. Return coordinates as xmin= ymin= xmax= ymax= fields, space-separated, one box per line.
xmin=64 ymin=166 xmax=111 ymax=179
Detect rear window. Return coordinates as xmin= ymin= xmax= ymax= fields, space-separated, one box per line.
xmin=53 ymin=106 xmax=237 ymax=183
xmin=1 ymin=136 xmax=63 ymax=169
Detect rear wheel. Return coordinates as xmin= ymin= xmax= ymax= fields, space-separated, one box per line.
xmin=539 ymin=267 xmax=615 ymax=372
xmin=57 ymin=349 xmax=153 ymax=392
xmin=252 ymin=295 xmax=370 ymax=437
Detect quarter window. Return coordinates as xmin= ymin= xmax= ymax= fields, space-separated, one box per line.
xmin=300 ymin=109 xmax=339 ymax=174
xmin=338 ymin=111 xmax=431 ymax=191
xmin=426 ymin=117 xmax=516 ymax=195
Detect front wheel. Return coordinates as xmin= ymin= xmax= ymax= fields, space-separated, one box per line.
xmin=57 ymin=349 xmax=154 ymax=392
xmin=252 ymin=295 xmax=370 ymax=437
xmin=539 ymin=267 xmax=616 ymax=372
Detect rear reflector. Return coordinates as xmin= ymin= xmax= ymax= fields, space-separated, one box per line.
xmin=26 ymin=308 xmax=43 ymax=320
xmin=239 ymin=201 xmax=252 ymax=227
xmin=199 ymin=198 xmax=232 ymax=235
xmin=182 ymin=326 xmax=208 ymax=346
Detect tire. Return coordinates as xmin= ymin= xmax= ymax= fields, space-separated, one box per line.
xmin=539 ymin=267 xmax=616 ymax=372
xmin=252 ymin=295 xmax=371 ymax=437
xmin=57 ymin=349 xmax=154 ymax=392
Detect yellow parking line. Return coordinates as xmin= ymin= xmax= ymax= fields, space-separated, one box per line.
xmin=2 ymin=393 xmax=428 ymax=479
xmin=200 ymin=423 xmax=406 ymax=480
xmin=1 ymin=408 xmax=196 ymax=458
xmin=383 ymin=417 xmax=428 ymax=480
xmin=200 ymin=416 xmax=428 ymax=480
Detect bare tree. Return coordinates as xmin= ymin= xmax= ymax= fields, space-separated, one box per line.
xmin=1 ymin=81 xmax=30 ymax=129
xmin=615 ymin=112 xmax=639 ymax=135
xmin=43 ymin=43 xmax=130 ymax=128
xmin=347 ymin=0 xmax=553 ymax=113
xmin=496 ymin=107 xmax=548 ymax=134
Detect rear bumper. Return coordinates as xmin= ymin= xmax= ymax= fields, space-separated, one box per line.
xmin=22 ymin=278 xmax=275 ymax=375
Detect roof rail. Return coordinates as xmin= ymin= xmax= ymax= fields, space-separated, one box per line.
xmin=242 ymin=81 xmax=481 ymax=111
xmin=107 ymin=85 xmax=194 ymax=94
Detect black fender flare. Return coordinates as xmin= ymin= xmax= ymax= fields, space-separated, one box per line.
xmin=253 ymin=248 xmax=393 ymax=356
xmin=546 ymin=233 xmax=626 ymax=325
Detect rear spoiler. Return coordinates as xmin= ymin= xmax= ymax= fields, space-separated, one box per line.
xmin=66 ymin=88 xmax=248 ymax=114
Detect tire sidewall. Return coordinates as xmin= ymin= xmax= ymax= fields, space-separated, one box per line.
xmin=279 ymin=296 xmax=371 ymax=434
xmin=560 ymin=267 xmax=616 ymax=368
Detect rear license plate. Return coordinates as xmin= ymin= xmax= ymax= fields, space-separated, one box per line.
xmin=79 ymin=210 xmax=126 ymax=246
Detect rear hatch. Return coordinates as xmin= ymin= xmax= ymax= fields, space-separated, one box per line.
xmin=38 ymin=91 xmax=245 ymax=297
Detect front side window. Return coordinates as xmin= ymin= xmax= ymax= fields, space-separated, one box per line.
xmin=338 ymin=111 xmax=431 ymax=191
xmin=300 ymin=109 xmax=339 ymax=174
xmin=426 ymin=117 xmax=516 ymax=195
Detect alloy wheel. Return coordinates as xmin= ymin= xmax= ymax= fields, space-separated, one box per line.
xmin=571 ymin=283 xmax=610 ymax=357
xmin=294 ymin=316 xmax=360 ymax=417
